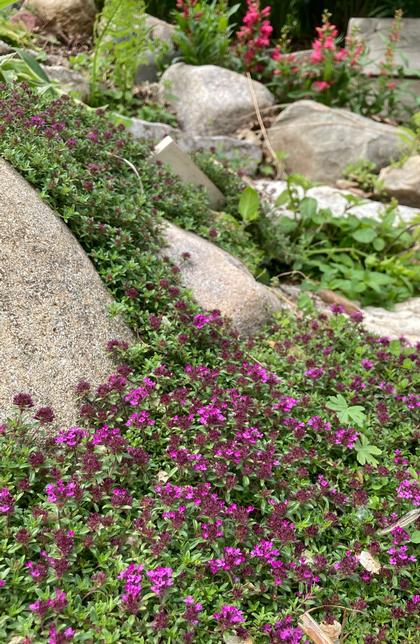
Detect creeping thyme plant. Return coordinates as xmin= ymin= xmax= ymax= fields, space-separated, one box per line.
xmin=0 ymin=84 xmax=419 ymax=643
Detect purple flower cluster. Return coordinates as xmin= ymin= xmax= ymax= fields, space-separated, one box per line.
xmin=29 ymin=588 xmax=67 ymax=617
xmin=147 ymin=566 xmax=174 ymax=596
xmin=214 ymin=604 xmax=245 ymax=630
xmin=45 ymin=480 xmax=81 ymax=504
xmin=118 ymin=563 xmax=143 ymax=613
xmin=0 ymin=487 xmax=14 ymax=514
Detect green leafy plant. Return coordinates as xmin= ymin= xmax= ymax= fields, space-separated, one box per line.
xmin=90 ymin=0 xmax=149 ymax=106
xmin=354 ymin=434 xmax=383 ymax=466
xmin=343 ymin=159 xmax=386 ymax=198
xmin=172 ymin=0 xmax=239 ymax=67
xmin=267 ymin=174 xmax=420 ymax=307
xmin=398 ymin=111 xmax=420 ymax=160
xmin=326 ymin=394 xmax=366 ymax=428
xmin=238 ymin=186 xmax=260 ymax=224
xmin=0 ymin=49 xmax=58 ymax=95
xmin=0 ymin=12 xmax=34 ymax=48
xmin=0 ymin=84 xmax=418 ymax=643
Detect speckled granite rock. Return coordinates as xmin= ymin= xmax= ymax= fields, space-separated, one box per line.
xmin=162 ymin=221 xmax=285 ymax=334
xmin=23 ymin=0 xmax=96 ymax=39
xmin=160 ymin=63 xmax=275 ymax=136
xmin=379 ymin=155 xmax=420 ymax=208
xmin=268 ymin=101 xmax=406 ymax=184
xmin=0 ymin=160 xmax=133 ymax=428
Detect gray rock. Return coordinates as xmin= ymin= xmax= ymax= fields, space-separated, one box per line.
xmin=162 ymin=221 xmax=284 ymax=334
xmin=42 ymin=64 xmax=89 ymax=101
xmin=379 ymin=155 xmax=420 ymax=207
xmin=128 ymin=117 xmax=178 ymax=145
xmin=363 ymin=298 xmax=420 ymax=345
xmin=347 ymin=18 xmax=420 ymax=75
xmin=268 ymin=101 xmax=407 ymax=184
xmin=279 ymin=284 xmax=420 ymax=344
xmin=145 ymin=13 xmax=175 ymax=44
xmin=0 ymin=160 xmax=133 ymax=429
xmin=127 ymin=117 xmax=262 ymax=175
xmin=23 ymin=0 xmax=96 ymax=39
xmin=256 ymin=179 xmax=418 ymax=223
xmin=136 ymin=14 xmax=176 ymax=84
xmin=0 ymin=40 xmax=12 ymax=55
xmin=178 ymin=135 xmax=262 ymax=175
xmin=160 ymin=63 xmax=275 ymax=136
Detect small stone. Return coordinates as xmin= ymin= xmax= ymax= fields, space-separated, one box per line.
xmin=42 ymin=64 xmax=89 ymax=101
xmin=128 ymin=116 xmax=178 ymax=145
xmin=255 ymin=179 xmax=417 ymax=224
xmin=162 ymin=221 xmax=285 ymax=334
xmin=0 ymin=39 xmax=13 ymax=55
xmin=363 ymin=297 xmax=420 ymax=345
xmin=135 ymin=14 xmax=176 ymax=84
xmin=379 ymin=155 xmax=420 ymax=207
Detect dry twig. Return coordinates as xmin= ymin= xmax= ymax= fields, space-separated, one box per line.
xmin=246 ymin=72 xmax=283 ymax=179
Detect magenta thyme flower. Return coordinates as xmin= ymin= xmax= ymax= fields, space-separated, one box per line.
xmin=45 ymin=480 xmax=81 ymax=504
xmin=396 ymin=479 xmax=420 ymax=506
xmin=184 ymin=596 xmax=203 ymax=625
xmin=208 ymin=547 xmax=245 ymax=573
xmin=48 ymin=625 xmax=75 ymax=643
xmin=214 ymin=604 xmax=245 ymax=630
xmin=0 ymin=487 xmax=14 ymax=514
xmin=12 ymin=392 xmax=34 ymax=409
xmin=111 ymin=488 xmax=133 ymax=507
xmin=262 ymin=616 xmax=305 ymax=643
xmin=119 ymin=563 xmax=143 ymax=613
xmin=55 ymin=427 xmax=87 ymax=447
xmin=147 ymin=567 xmax=174 ymax=596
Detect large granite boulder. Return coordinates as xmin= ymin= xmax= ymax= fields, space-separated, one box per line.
xmin=0 ymin=160 xmax=133 ymax=428
xmin=268 ymin=101 xmax=406 ymax=184
xmin=162 ymin=221 xmax=284 ymax=334
xmin=23 ymin=0 xmax=96 ymax=40
xmin=379 ymin=155 xmax=420 ymax=207
xmin=160 ymin=63 xmax=275 ymax=136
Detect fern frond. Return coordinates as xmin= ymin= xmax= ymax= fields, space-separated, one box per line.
xmin=91 ymin=0 xmax=148 ymax=103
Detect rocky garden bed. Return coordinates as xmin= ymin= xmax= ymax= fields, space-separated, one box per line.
xmin=0 ymin=1 xmax=419 ymax=643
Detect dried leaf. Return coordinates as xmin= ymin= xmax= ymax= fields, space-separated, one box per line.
xmin=358 ymin=550 xmax=381 ymax=574
xmin=299 ymin=613 xmax=335 ymax=644
xmin=378 ymin=508 xmax=420 ymax=535
xmin=355 ymin=470 xmax=364 ymax=484
xmin=318 ymin=289 xmax=361 ymax=314
xmin=320 ymin=620 xmax=342 ymax=642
